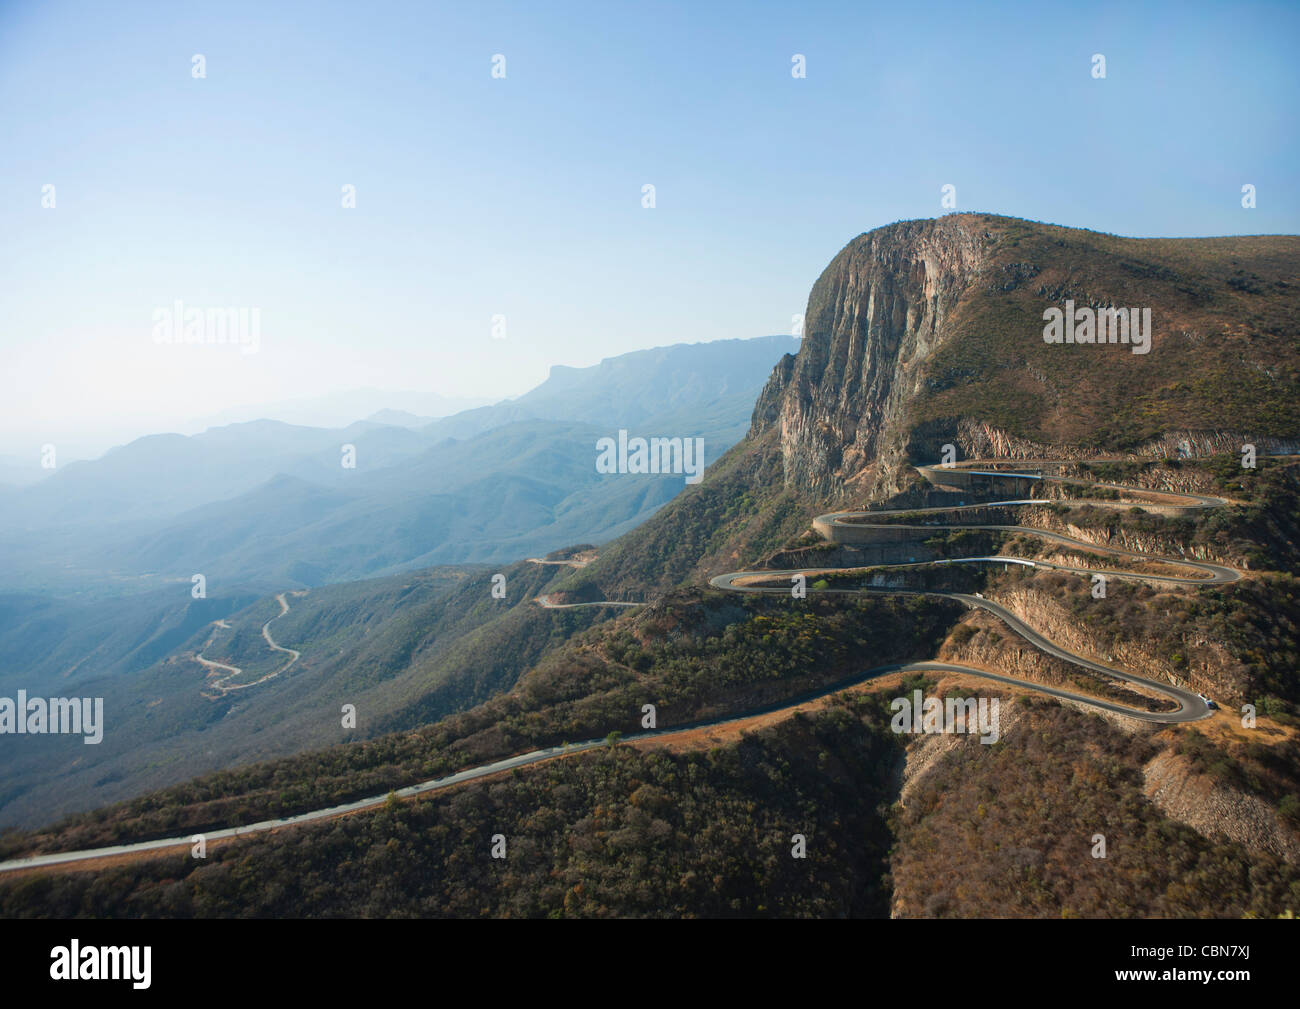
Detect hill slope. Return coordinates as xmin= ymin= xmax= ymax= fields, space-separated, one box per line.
xmin=754 ymin=214 xmax=1299 ymax=498
xmin=4 ymin=217 xmax=1298 ymax=918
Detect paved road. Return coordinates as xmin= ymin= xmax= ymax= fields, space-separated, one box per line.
xmin=0 ymin=459 xmax=1236 ymax=874
xmin=709 ymin=575 xmax=1206 ymax=722
xmin=0 ymin=741 xmax=604 ymax=873
xmin=712 ymin=459 xmax=1237 ymax=723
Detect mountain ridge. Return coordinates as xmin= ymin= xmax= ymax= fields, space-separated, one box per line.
xmin=3 ymin=217 xmax=1299 ymax=920
xmin=754 ymin=213 xmax=1300 ymax=499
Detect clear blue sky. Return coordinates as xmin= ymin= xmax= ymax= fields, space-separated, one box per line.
xmin=1 ymin=0 xmax=1296 ymax=457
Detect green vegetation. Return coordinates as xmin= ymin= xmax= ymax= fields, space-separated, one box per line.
xmin=7 ymin=690 xmax=1293 ymax=919
xmin=556 ymin=430 xmax=816 ymax=601
xmin=0 ymin=697 xmax=900 ymax=918
xmin=0 ymin=559 xmax=602 ymax=836
xmin=1175 ymin=729 xmax=1300 ymax=809
xmin=0 ymin=591 xmax=959 ymax=859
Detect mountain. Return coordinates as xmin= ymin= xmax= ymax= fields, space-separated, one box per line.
xmin=0 ymin=336 xmax=799 ymax=595
xmin=365 ymin=409 xmax=436 ymax=428
xmin=0 ymin=587 xmax=265 ymax=696
xmin=0 ymin=335 xmax=800 ymax=824
xmin=92 ymin=418 xmax=696 ymax=584
xmin=0 ymin=420 xmax=396 ymax=530
xmin=194 ymin=388 xmax=492 ymax=430
xmin=754 ymin=214 xmax=1300 ymax=497
xmin=4 ymin=218 xmax=1298 ymax=920
xmin=0 ymin=560 xmax=605 ymax=829
xmin=413 ymin=335 xmax=799 ymax=442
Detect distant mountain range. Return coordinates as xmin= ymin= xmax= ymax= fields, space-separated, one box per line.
xmin=0 ymin=335 xmax=799 ymax=596
xmin=0 ymin=334 xmax=799 ymax=827
xmin=192 ymin=388 xmax=493 ymax=431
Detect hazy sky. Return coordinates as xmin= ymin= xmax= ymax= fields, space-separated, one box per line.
xmin=1 ymin=0 xmax=1297 ymax=459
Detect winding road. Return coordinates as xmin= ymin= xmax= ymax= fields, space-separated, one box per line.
xmin=0 ymin=459 xmax=1240 ymax=874
xmin=712 ymin=460 xmax=1238 ymax=723
xmin=535 ymin=594 xmax=641 ymax=610
xmin=197 ymin=592 xmax=302 ymax=698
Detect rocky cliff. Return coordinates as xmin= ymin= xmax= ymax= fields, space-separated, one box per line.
xmin=753 ymin=217 xmax=988 ymax=497
xmin=753 ymin=214 xmax=1300 ymax=499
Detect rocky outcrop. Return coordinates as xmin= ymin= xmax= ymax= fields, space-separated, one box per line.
xmin=1138 ymin=430 xmax=1300 ymax=459
xmin=750 ymin=213 xmax=1300 ymax=500
xmin=1144 ymin=750 xmax=1300 ymax=863
xmin=752 ymin=216 xmax=990 ymax=498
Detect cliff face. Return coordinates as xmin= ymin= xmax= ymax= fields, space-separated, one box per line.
xmin=753 ymin=217 xmax=990 ymax=498
xmin=752 ymin=213 xmax=1300 ymax=500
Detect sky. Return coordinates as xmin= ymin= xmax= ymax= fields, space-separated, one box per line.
xmin=1 ymin=0 xmax=1297 ymax=459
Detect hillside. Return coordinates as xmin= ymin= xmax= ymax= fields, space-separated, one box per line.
xmin=419 ymin=337 xmax=795 ymax=443
xmin=0 ymin=335 xmax=798 ymax=597
xmin=0 ymin=559 xmax=622 ymax=830
xmin=0 ymin=337 xmax=798 ymax=830
xmin=3 ymin=216 xmax=1298 ymax=918
xmin=7 ymin=689 xmax=1296 ymax=919
xmin=754 ymin=215 xmax=1299 ymax=498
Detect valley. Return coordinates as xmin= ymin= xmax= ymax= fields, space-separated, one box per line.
xmin=0 ymin=454 xmax=1259 ymax=873
xmin=0 ymin=336 xmax=797 ymax=831
xmin=2 ymin=214 xmax=1298 ymax=918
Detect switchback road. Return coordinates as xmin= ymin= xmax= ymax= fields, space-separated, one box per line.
xmin=0 ymin=460 xmax=1236 ymax=873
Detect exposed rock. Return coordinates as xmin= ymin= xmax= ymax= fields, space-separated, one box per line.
xmin=752 ymin=216 xmax=988 ymax=499
xmin=749 ymin=213 xmax=1300 ymax=501
xmin=1144 ymin=750 xmax=1300 ymax=863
